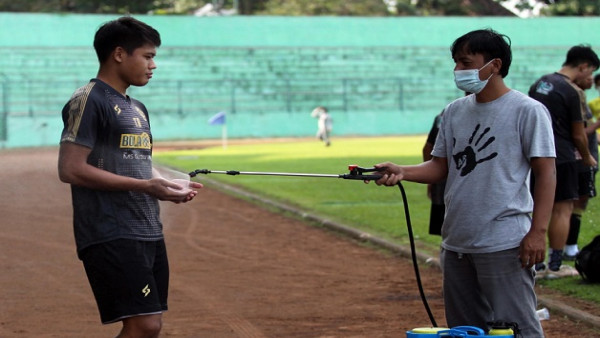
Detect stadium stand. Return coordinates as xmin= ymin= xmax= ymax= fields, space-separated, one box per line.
xmin=0 ymin=14 xmax=598 ymax=147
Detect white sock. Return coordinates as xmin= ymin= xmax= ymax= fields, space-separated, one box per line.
xmin=564 ymin=244 xmax=579 ymax=256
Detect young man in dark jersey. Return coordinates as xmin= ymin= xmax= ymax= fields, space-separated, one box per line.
xmin=564 ymin=74 xmax=600 ymax=260
xmin=529 ymin=45 xmax=599 ymax=278
xmin=58 ymin=17 xmax=203 ymax=337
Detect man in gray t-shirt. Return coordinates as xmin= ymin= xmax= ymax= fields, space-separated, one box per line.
xmin=373 ymin=29 xmax=555 ymax=337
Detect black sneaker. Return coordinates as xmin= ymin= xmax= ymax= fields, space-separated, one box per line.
xmin=548 ymin=250 xmax=563 ymax=271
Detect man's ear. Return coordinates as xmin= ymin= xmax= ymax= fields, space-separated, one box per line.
xmin=577 ymin=62 xmax=590 ymax=73
xmin=113 ymin=47 xmax=126 ymax=63
xmin=491 ymin=58 xmax=502 ymax=74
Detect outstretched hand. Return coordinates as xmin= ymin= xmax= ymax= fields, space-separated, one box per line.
xmin=178 ymin=181 xmax=204 ymax=203
xmin=147 ymin=177 xmax=203 ymax=203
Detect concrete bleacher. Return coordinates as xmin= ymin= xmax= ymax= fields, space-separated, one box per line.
xmin=0 ymin=44 xmax=581 ymax=116
xmin=1 ymin=14 xmax=599 ymax=147
xmin=3 ymin=45 xmax=453 ymax=116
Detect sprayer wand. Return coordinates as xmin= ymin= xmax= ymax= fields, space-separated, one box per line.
xmin=189 ymin=165 xmax=384 ymax=181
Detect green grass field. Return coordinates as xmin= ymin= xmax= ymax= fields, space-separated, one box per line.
xmin=154 ymin=136 xmax=600 ymax=304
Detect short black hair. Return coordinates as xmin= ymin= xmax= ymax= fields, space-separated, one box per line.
xmin=451 ymin=29 xmax=512 ymax=78
xmin=563 ymin=45 xmax=600 ymax=69
xmin=93 ymin=16 xmax=161 ymax=64
xmin=594 ymin=73 xmax=600 ymax=85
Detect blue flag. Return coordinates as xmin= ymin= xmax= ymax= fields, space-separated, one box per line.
xmin=208 ymin=111 xmax=226 ymax=125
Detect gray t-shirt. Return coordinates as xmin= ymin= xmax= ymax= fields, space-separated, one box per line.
xmin=432 ymin=90 xmax=555 ymax=253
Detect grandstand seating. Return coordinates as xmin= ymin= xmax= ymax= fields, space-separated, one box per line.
xmin=0 ymin=14 xmax=597 ymax=147
xmin=2 ymin=45 xmax=567 ymax=119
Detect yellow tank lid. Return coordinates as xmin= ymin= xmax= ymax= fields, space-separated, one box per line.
xmin=488 ymin=328 xmax=514 ymax=335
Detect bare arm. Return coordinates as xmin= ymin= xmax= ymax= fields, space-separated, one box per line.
xmin=519 ymin=157 xmax=555 ymax=268
xmin=584 ymin=118 xmax=600 ymax=135
xmin=58 ymin=142 xmax=202 ymax=203
xmin=373 ymin=156 xmax=448 ymax=187
xmin=572 ymin=121 xmax=596 ymax=167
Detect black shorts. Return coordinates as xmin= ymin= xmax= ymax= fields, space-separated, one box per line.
xmin=554 ymin=162 xmax=578 ymax=202
xmin=577 ymin=164 xmax=597 ymax=198
xmin=80 ymin=239 xmax=169 ymax=324
xmin=530 ymin=161 xmax=578 ymax=202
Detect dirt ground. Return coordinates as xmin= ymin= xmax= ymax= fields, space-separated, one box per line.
xmin=0 ymin=147 xmax=598 ymax=337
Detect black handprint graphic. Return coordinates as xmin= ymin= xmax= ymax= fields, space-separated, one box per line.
xmin=452 ymin=124 xmax=498 ymax=176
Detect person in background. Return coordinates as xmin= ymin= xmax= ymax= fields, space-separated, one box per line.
xmin=588 ymin=74 xmax=600 ymax=143
xmin=587 ymin=74 xmax=600 ymax=123
xmin=529 ymin=45 xmax=599 ymax=278
xmin=58 ymin=16 xmax=203 ymax=337
xmin=422 ymin=110 xmax=445 ymax=236
xmin=372 ymin=29 xmax=555 ymax=336
xmin=311 ymin=106 xmax=333 ymax=146
xmin=423 ymin=93 xmax=470 ymax=236
xmin=565 ymin=74 xmax=600 ymax=261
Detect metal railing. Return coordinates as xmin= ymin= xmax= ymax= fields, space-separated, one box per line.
xmin=3 ymin=76 xmax=433 ymax=118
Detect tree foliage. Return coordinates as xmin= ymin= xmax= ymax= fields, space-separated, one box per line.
xmin=256 ymin=0 xmax=390 ymax=16
xmin=0 ymin=0 xmax=597 ymax=16
xmin=0 ymin=0 xmax=159 ymax=13
xmin=493 ymin=0 xmax=600 ymax=16
xmin=395 ymin=0 xmax=479 ymax=16
xmin=542 ymin=0 xmax=600 ymax=15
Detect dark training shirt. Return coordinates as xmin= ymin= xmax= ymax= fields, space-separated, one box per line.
xmin=529 ymin=72 xmax=583 ymax=164
xmin=60 ymin=79 xmax=163 ymax=257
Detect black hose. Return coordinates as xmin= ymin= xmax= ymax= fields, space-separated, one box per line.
xmin=397 ymin=181 xmax=438 ymax=327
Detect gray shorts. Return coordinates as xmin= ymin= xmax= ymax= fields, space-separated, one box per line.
xmin=440 ymin=247 xmax=543 ymax=337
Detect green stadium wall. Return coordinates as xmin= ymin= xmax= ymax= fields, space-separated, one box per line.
xmin=0 ymin=13 xmax=599 ymax=148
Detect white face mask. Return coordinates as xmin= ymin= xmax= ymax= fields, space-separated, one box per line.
xmin=454 ymin=59 xmax=495 ymax=94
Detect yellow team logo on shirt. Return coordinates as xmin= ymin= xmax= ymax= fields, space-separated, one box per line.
xmin=120 ymin=132 xmax=152 ymax=149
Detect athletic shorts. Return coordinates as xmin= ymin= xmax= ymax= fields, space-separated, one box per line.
xmin=554 ymin=162 xmax=578 ymax=202
xmin=576 ymin=161 xmax=597 ymax=198
xmin=80 ymin=238 xmax=169 ymax=324
xmin=530 ymin=162 xmax=578 ymax=202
